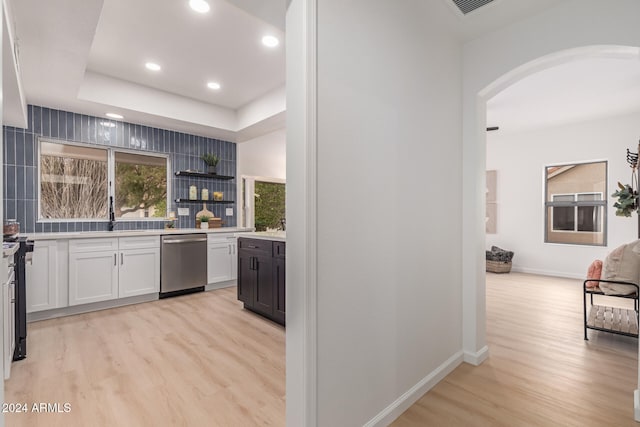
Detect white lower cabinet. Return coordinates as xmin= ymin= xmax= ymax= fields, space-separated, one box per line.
xmin=68 ymin=251 xmax=118 ymax=305
xmin=68 ymin=236 xmax=160 ymax=306
xmin=3 ymin=258 xmax=15 ymax=380
xmin=26 ymin=240 xmax=61 ymax=313
xmin=207 ymin=235 xmax=237 ymax=284
xmin=119 ymin=248 xmax=160 ymax=298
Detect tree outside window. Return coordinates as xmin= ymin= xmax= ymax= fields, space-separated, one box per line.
xmin=39 ymin=140 xmax=169 ymax=221
xmin=40 ymin=142 xmax=108 ymax=219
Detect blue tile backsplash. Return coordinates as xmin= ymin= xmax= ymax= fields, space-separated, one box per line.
xmin=4 ymin=105 xmax=237 ymax=233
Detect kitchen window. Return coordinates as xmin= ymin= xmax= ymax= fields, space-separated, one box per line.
xmin=114 ymin=151 xmax=167 ymax=218
xmin=544 ymin=161 xmax=607 ymax=246
xmin=40 ymin=141 xmax=109 ymax=219
xmin=241 ymin=176 xmax=286 ymax=231
xmin=39 ymin=140 xmax=169 ymax=221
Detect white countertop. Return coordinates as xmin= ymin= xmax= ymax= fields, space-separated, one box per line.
xmin=3 ymin=242 xmax=19 ymax=258
xmin=238 ymin=231 xmax=286 ymax=242
xmin=24 ymin=227 xmax=254 ymax=241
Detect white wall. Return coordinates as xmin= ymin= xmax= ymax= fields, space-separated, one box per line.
xmin=487 ymin=112 xmax=640 ymax=278
xmin=236 ymin=128 xmax=286 ymax=180
xmin=462 ymin=0 xmax=640 ymax=367
xmin=287 ymin=1 xmax=464 ymax=426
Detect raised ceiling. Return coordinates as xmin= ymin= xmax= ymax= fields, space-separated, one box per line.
xmin=487 ymin=52 xmax=640 ymax=133
xmin=8 ymin=0 xmax=286 ymax=141
xmin=87 ymin=0 xmax=285 ymax=110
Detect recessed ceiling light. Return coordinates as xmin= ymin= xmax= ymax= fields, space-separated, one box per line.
xmin=145 ymin=62 xmax=161 ymax=71
xmin=207 ymin=82 xmax=221 ymax=90
xmin=105 ymin=113 xmax=124 ymax=120
xmin=262 ymin=35 xmax=279 ymax=48
xmin=189 ymin=0 xmax=210 ymax=13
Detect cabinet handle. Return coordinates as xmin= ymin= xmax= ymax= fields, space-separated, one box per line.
xmin=228 ymin=245 xmax=231 ymax=255
xmin=121 ymin=253 xmax=124 ymax=265
xmin=250 ymin=257 xmax=255 ymax=270
xmin=248 ymin=245 xmax=258 ymax=249
xmin=114 ymin=254 xmax=117 ymax=266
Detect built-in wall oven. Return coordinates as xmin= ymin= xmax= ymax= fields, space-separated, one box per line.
xmin=160 ymin=234 xmax=207 ymax=298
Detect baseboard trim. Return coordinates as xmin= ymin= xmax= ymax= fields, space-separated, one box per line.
xmin=27 ymin=293 xmax=159 ymax=322
xmin=634 ymin=390 xmax=640 ymax=421
xmin=363 ymin=350 xmax=464 ymax=427
xmin=463 ymin=345 xmax=489 ymax=366
xmin=205 ymin=280 xmax=236 ymax=291
xmin=510 ymin=266 xmax=583 ymax=280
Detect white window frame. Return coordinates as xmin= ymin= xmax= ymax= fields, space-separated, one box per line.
xmin=550 ymin=192 xmax=604 ymax=233
xmin=240 ymin=175 xmax=286 ymax=230
xmin=38 ymin=138 xmax=171 ymax=223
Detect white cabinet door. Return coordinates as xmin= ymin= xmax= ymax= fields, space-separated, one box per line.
xmin=3 ymin=279 xmax=9 ymax=380
xmin=118 ymin=248 xmax=160 ymax=298
xmin=26 ymin=240 xmax=59 ymax=313
xmin=68 ymin=251 xmax=118 ymax=306
xmin=207 ymin=241 xmax=233 ymax=284
xmin=229 ymin=238 xmax=238 ymax=280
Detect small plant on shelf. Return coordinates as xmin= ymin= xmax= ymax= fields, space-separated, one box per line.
xmin=197 ymin=215 xmax=211 ymax=229
xmin=201 ymin=153 xmax=220 ymax=174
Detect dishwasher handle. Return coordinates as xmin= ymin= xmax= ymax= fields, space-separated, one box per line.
xmin=163 ymin=238 xmax=207 ymax=244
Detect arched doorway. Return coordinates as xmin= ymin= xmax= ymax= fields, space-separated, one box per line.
xmin=462 ymin=43 xmax=640 ymax=394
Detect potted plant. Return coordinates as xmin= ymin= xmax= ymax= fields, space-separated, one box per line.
xmin=198 ymin=214 xmax=211 ymax=229
xmin=612 ymin=182 xmax=638 ymax=217
xmin=201 ymin=153 xmax=220 ymax=174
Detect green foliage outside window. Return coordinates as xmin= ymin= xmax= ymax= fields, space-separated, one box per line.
xmin=115 ymin=163 xmax=167 ymax=218
xmin=254 ymin=181 xmax=285 ymax=231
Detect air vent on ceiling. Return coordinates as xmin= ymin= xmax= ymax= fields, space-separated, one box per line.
xmin=452 ymin=0 xmax=495 ymax=15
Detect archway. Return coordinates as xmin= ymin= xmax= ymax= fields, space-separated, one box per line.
xmin=462 ymin=43 xmax=640 ymax=409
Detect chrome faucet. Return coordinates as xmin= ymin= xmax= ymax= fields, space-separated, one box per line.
xmin=280 ymin=218 xmax=286 ymax=231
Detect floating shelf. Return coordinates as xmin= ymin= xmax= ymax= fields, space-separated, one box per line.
xmin=175 ymin=199 xmax=235 ymax=204
xmin=174 ymin=170 xmax=234 ymax=180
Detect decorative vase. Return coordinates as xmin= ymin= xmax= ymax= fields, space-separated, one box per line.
xmin=201 ymin=222 xmax=209 ymax=229
xmin=207 ymin=165 xmax=217 ymax=174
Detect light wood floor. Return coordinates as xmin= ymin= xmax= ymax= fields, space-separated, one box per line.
xmin=4 ymin=287 xmax=285 ymax=427
xmin=393 ymin=272 xmax=639 ymax=426
xmin=5 ymin=274 xmax=639 ymax=426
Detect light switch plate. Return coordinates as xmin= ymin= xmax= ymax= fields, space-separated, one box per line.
xmin=178 ymin=208 xmax=190 ymax=216
xmin=225 ymin=208 xmax=234 ymax=216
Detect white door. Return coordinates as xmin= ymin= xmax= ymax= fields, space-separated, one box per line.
xmin=26 ymin=240 xmax=58 ymax=313
xmin=118 ymin=248 xmax=160 ymax=298
xmin=207 ymin=241 xmax=233 ymax=284
xmin=68 ymin=251 xmax=118 ymax=305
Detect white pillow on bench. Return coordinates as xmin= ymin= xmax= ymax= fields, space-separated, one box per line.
xmin=601 ymin=240 xmax=640 ymax=295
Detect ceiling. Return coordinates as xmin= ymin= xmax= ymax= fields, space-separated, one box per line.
xmin=7 ymin=0 xmax=286 ymax=141
xmin=487 ymin=53 xmax=640 ymax=133
xmin=87 ymin=0 xmax=284 ymax=110
xmin=4 ymin=0 xmax=601 ymax=142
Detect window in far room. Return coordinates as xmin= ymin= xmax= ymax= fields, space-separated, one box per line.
xmin=545 ymin=161 xmax=607 ymax=246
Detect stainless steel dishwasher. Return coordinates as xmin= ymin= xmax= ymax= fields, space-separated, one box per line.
xmin=160 ymin=234 xmax=207 ymax=298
